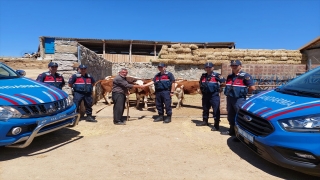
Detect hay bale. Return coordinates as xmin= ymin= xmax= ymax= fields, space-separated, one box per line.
xmin=189 ymin=44 xmax=198 ymax=50
xmin=158 ymin=59 xmax=169 ymax=64
xmin=257 ymin=57 xmax=267 ymax=61
xmin=152 ymin=59 xmax=161 ymax=63
xmin=181 ymin=44 xmax=190 ymax=48
xmin=174 ymin=48 xmax=184 ymax=53
xmin=213 ymin=52 xmax=221 ymax=56
xmin=199 ymin=52 xmax=207 ymax=57
xmin=197 ymin=60 xmax=207 ymax=65
xmin=160 ymin=55 xmax=177 ymax=59
xmin=162 ymin=45 xmax=168 ymax=50
xmin=192 ymin=50 xmax=200 ymax=56
xmin=280 ymin=52 xmax=287 ymax=56
xmin=221 ymin=56 xmax=229 ymax=60
xmin=243 ymin=56 xmax=252 ymax=60
xmin=206 ymin=55 xmax=215 ymax=60
xmin=192 ymin=57 xmax=206 ymax=61
xmin=177 ymin=54 xmax=192 ymax=60
xmin=174 ymin=47 xmax=192 ymax=53
xmin=287 ymin=52 xmax=300 ymax=57
xmin=287 ymin=60 xmax=299 ymax=64
xmin=221 ymin=52 xmax=230 ymax=56
xmin=167 ymin=48 xmax=175 ymax=52
xmin=159 ymin=50 xmax=168 ymax=55
xmin=171 ymin=44 xmax=181 ymax=49
xmin=175 ymin=60 xmax=194 ymax=64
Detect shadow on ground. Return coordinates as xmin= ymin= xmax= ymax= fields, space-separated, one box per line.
xmin=227 ymin=138 xmax=319 ymax=179
xmin=0 ymin=128 xmax=82 ymax=161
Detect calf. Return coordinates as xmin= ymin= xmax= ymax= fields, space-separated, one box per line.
xmin=130 ymin=79 xmax=154 ymax=109
xmin=173 ymin=80 xmax=201 ymax=109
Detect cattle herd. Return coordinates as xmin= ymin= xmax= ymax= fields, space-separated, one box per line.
xmin=93 ymin=76 xmax=202 ymax=110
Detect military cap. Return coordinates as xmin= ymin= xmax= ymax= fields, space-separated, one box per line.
xmin=48 ymin=62 xmax=58 ymax=67
xmin=230 ymin=60 xmax=242 ymax=66
xmin=204 ymin=62 xmax=214 ymax=68
xmin=78 ymin=64 xmax=87 ymax=69
xmin=158 ymin=63 xmax=166 ymax=67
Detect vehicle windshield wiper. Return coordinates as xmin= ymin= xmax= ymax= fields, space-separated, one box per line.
xmin=281 ymin=88 xmax=320 ymax=97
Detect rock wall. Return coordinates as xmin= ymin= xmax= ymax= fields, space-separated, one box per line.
xmin=54 ymin=40 xmax=79 ymax=95
xmin=53 ymin=40 xmax=113 ymax=95
xmin=78 ymin=44 xmax=112 ymax=80
xmin=111 ymin=62 xmax=220 ymax=80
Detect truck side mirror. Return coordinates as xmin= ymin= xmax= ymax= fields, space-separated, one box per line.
xmin=16 ymin=70 xmax=26 ymax=77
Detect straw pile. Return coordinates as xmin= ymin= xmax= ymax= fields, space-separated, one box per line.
xmin=157 ymin=44 xmax=304 ymax=65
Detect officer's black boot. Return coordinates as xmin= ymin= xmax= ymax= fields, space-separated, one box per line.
xmin=163 ymin=115 xmax=171 ymax=123
xmin=154 ymin=115 xmax=164 ymax=122
xmin=86 ymin=115 xmax=97 ymax=123
xmin=221 ymin=125 xmax=235 ymax=136
xmin=211 ymin=121 xmax=220 ymax=131
xmin=196 ymin=118 xmax=208 ymax=126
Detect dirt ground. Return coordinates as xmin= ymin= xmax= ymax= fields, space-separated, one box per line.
xmin=0 ymin=61 xmax=318 ymax=180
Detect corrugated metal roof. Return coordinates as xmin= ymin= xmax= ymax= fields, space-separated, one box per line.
xmin=299 ymin=36 xmax=320 ymax=51
xmin=40 ymin=36 xmax=235 ymax=47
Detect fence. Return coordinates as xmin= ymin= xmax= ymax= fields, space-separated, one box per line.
xmin=100 ymin=54 xmax=157 ymax=63
xmin=252 ymin=75 xmax=296 ymax=94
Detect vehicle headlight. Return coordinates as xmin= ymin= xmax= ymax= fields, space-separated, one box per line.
xmin=0 ymin=106 xmax=22 ymax=121
xmin=66 ymin=96 xmax=74 ymax=107
xmin=279 ymin=116 xmax=320 ymax=132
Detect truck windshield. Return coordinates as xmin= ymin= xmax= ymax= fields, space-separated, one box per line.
xmin=0 ymin=64 xmax=19 ymax=79
xmin=280 ymin=67 xmax=320 ymax=96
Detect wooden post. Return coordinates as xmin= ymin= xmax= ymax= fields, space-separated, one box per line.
xmin=129 ymin=40 xmax=132 ymax=63
xmin=103 ymin=40 xmax=105 ymax=59
xmin=154 ymin=42 xmax=157 ymax=60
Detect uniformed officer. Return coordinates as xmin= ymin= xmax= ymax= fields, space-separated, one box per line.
xmin=221 ymin=60 xmax=256 ymax=136
xmin=68 ymin=64 xmax=97 ymax=122
xmin=144 ymin=63 xmax=175 ymax=123
xmin=36 ymin=62 xmax=65 ymax=89
xmin=197 ymin=62 xmax=225 ymax=131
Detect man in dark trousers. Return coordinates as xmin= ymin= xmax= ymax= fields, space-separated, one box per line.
xmin=112 ymin=68 xmax=143 ymax=125
xmin=36 ymin=62 xmax=65 ymax=89
xmin=222 ymin=60 xmax=256 ymax=136
xmin=144 ymin=63 xmax=175 ymax=123
xmin=197 ymin=62 xmax=225 ymax=131
xmin=68 ymin=64 xmax=97 ymax=122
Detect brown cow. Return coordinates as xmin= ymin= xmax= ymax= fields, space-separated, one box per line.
xmin=93 ymin=79 xmax=113 ymax=105
xmin=173 ymin=80 xmax=201 ymax=109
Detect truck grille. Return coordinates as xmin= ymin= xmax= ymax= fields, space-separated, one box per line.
xmin=16 ymin=98 xmax=69 ymax=118
xmin=237 ymin=109 xmax=274 ymax=136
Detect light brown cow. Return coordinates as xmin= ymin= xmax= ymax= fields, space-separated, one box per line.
xmin=173 ymin=80 xmax=201 ymax=109
xmin=129 ymin=79 xmax=155 ymax=109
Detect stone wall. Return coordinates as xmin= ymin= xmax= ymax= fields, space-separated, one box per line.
xmin=111 ymin=62 xmax=221 ymax=80
xmin=54 ymin=40 xmax=79 ymax=95
xmin=78 ymin=44 xmax=112 ymax=80
xmin=53 ymin=40 xmax=113 ymax=95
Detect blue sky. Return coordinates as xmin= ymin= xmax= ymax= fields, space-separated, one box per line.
xmin=0 ymin=0 xmax=319 ymax=57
